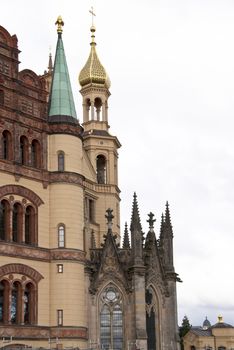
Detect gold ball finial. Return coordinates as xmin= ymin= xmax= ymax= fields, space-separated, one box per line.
xmin=55 ymin=16 xmax=64 ymax=34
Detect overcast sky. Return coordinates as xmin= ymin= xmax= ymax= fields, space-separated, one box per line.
xmin=1 ymin=0 xmax=234 ymax=327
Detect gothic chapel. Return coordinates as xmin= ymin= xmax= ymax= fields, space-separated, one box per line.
xmin=0 ymin=16 xmax=180 ymax=350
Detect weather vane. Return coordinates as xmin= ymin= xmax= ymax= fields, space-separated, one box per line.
xmin=89 ymin=6 xmax=96 ymax=26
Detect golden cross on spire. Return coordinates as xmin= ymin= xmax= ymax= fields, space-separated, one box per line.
xmin=89 ymin=7 xmax=96 ymax=26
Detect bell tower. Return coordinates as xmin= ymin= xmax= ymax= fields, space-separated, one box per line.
xmin=79 ymin=18 xmax=121 ymax=240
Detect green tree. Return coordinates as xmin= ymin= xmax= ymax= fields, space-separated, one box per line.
xmin=179 ymin=315 xmax=192 ymax=350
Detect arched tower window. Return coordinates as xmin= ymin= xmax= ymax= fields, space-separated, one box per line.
xmin=58 ymin=151 xmax=65 ymax=171
xmin=100 ymin=285 xmax=123 ymax=350
xmin=96 ymin=155 xmax=107 ymax=184
xmin=12 ymin=202 xmax=23 ymax=243
xmin=0 ymin=200 xmax=10 ymax=241
xmin=146 ymin=287 xmax=156 ymax=350
xmin=58 ymin=224 xmax=65 ymax=248
xmin=31 ymin=139 xmax=41 ymax=168
xmin=94 ymin=97 xmax=102 ymax=121
xmin=25 ymin=205 xmax=35 ymax=245
xmin=24 ymin=282 xmax=35 ymax=324
xmin=11 ymin=281 xmax=21 ymax=324
xmin=2 ymin=130 xmax=12 ymax=160
xmin=20 ymin=136 xmax=29 ymax=166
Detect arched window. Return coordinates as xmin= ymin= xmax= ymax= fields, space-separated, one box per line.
xmin=94 ymin=97 xmax=102 ymax=121
xmin=2 ymin=130 xmax=12 ymax=160
xmin=11 ymin=281 xmax=21 ymax=324
xmin=24 ymin=283 xmax=35 ymax=324
xmin=25 ymin=206 xmax=35 ymax=245
xmin=0 ymin=280 xmax=9 ymax=324
xmin=12 ymin=203 xmax=23 ymax=243
xmin=58 ymin=225 xmax=65 ymax=248
xmin=58 ymin=151 xmax=65 ymax=171
xmin=31 ymin=139 xmax=41 ymax=168
xmin=96 ymin=155 xmax=106 ymax=184
xmin=100 ymin=285 xmax=123 ymax=350
xmin=146 ymin=288 xmax=156 ymax=350
xmin=20 ymin=136 xmax=29 ymax=166
xmin=0 ymin=200 xmax=10 ymax=241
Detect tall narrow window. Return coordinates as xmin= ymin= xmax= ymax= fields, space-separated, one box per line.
xmin=0 ymin=200 xmax=10 ymax=241
xmin=11 ymin=281 xmax=21 ymax=324
xmin=0 ymin=280 xmax=9 ymax=324
xmin=58 ymin=151 xmax=65 ymax=171
xmin=25 ymin=206 xmax=35 ymax=245
xmin=0 ymin=90 xmax=4 ymax=106
xmin=58 ymin=225 xmax=65 ymax=248
xmin=2 ymin=130 xmax=12 ymax=160
xmin=31 ymin=139 xmax=41 ymax=168
xmin=24 ymin=283 xmax=34 ymax=324
xmin=96 ymin=155 xmax=106 ymax=184
xmin=89 ymin=199 xmax=95 ymax=222
xmin=100 ymin=285 xmax=123 ymax=350
xmin=20 ymin=136 xmax=29 ymax=165
xmin=0 ymin=201 xmax=5 ymax=240
xmin=146 ymin=288 xmax=156 ymax=350
xmin=57 ymin=309 xmax=63 ymax=326
xmin=12 ymin=203 xmax=23 ymax=243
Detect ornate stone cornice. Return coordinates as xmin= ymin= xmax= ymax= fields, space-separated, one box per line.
xmin=0 ymin=325 xmax=88 ymax=339
xmin=0 ymin=242 xmax=85 ymax=263
xmin=49 ymin=171 xmax=84 ymax=186
xmin=48 ymin=122 xmax=83 ymax=139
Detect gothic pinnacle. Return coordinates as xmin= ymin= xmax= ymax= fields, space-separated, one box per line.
xmin=165 ymin=201 xmax=172 ymax=226
xmin=130 ymin=192 xmax=143 ymax=234
xmin=123 ymin=222 xmax=130 ymax=249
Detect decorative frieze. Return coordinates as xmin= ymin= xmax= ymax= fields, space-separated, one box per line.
xmin=0 ymin=325 xmax=88 ymax=339
xmin=0 ymin=242 xmax=85 ymax=263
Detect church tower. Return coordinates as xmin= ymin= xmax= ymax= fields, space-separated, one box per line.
xmin=79 ymin=23 xmax=121 ymax=244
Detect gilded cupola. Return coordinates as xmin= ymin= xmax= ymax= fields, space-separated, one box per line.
xmin=79 ymin=26 xmax=110 ymax=88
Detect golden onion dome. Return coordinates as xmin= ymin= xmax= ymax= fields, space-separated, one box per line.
xmin=79 ymin=26 xmax=111 ymax=88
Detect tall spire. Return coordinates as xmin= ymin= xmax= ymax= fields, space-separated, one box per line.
xmin=130 ymin=192 xmax=143 ymax=234
xmin=48 ymin=16 xmax=77 ymax=120
xmin=130 ymin=193 xmax=144 ymax=265
xmin=159 ymin=201 xmax=174 ymax=271
xmin=164 ymin=201 xmax=173 ymax=237
xmin=122 ymin=222 xmax=130 ymax=249
xmin=48 ymin=52 xmax=53 ymax=74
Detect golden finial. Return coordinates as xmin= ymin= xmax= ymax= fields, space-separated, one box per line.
xmin=218 ymin=315 xmax=223 ymax=323
xmin=55 ymin=16 xmax=64 ymax=34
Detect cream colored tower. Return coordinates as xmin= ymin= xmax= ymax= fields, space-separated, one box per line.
xmin=79 ymin=24 xmax=121 ymax=245
xmin=47 ymin=16 xmax=86 ymax=339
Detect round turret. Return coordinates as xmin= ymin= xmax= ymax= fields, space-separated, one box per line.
xmin=79 ymin=26 xmax=111 ymax=88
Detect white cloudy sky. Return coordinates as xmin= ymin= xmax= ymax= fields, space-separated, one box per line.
xmin=1 ymin=0 xmax=234 ymax=327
